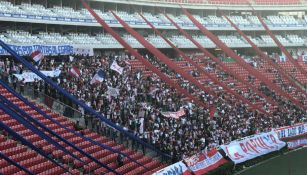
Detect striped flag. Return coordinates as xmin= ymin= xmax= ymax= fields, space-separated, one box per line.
xmin=69 ymin=66 xmax=81 ymax=78
xmin=90 ymin=69 xmax=106 ymax=85
xmin=30 ymin=50 xmax=43 ymax=64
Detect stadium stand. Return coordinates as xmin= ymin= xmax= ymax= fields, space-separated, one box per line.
xmin=0 ymin=83 xmax=165 ymax=174
xmin=0 ymin=30 xmax=306 ymax=48
xmin=0 ymin=0 xmax=306 ymax=174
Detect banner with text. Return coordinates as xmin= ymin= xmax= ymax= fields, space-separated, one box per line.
xmin=0 ymin=44 xmax=73 ymax=56
xmin=275 ymin=122 xmax=307 ymax=139
xmin=287 ymin=138 xmax=307 ymax=149
xmin=184 ymin=149 xmax=227 ymax=175
xmin=13 ymin=70 xmax=61 ymax=83
xmin=153 ymin=161 xmax=191 ymax=175
xmin=221 ymin=131 xmax=286 ymax=164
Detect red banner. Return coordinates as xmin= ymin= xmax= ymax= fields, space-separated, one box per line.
xmin=184 ymin=149 xmax=227 ymax=175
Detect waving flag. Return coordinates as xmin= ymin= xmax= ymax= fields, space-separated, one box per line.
xmin=69 ymin=66 xmax=81 ymax=78
xmin=110 ymin=60 xmax=124 ymax=74
xmin=30 ymin=50 xmax=43 ymax=64
xmin=90 ymin=69 xmax=106 ymax=84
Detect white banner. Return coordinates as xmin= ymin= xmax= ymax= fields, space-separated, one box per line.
xmin=161 ymin=108 xmax=186 ymax=119
xmin=153 ymin=161 xmax=190 ymax=175
xmin=221 ymin=131 xmax=286 ymax=164
xmin=287 ymin=138 xmax=307 ymax=149
xmin=73 ymin=47 xmax=94 ymax=56
xmin=13 ymin=70 xmax=61 ymax=83
xmin=0 ymin=44 xmax=72 ymax=56
xmin=275 ymin=123 xmax=307 ymax=139
xmin=107 ymin=86 xmax=120 ymax=97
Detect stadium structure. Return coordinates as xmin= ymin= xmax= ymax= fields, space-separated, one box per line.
xmin=0 ymin=0 xmax=306 ymax=175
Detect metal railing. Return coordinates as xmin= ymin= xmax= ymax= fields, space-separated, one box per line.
xmin=6 ymin=81 xmax=170 ymax=162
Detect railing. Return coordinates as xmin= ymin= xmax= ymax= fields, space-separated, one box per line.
xmin=5 ymin=80 xmax=169 ymax=162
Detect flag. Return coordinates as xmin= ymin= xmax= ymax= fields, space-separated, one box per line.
xmin=107 ymin=86 xmax=120 ymax=97
xmin=90 ymin=69 xmax=105 ymax=85
xmin=30 ymin=50 xmax=43 ymax=64
xmin=69 ymin=66 xmax=81 ymax=78
xmin=110 ymin=61 xmax=124 ymax=74
xmin=137 ymin=72 xmax=141 ymax=80
xmin=160 ymin=108 xmax=186 ymax=119
xmin=69 ymin=55 xmax=74 ymax=62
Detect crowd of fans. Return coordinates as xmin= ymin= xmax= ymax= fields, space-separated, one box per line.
xmin=0 ymin=51 xmax=306 ymax=162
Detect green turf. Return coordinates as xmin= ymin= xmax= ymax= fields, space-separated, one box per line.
xmin=239 ymin=147 xmax=307 ymax=175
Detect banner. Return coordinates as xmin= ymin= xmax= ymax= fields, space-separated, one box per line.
xmin=13 ymin=70 xmax=61 ymax=83
xmin=303 ymin=55 xmax=307 ymax=62
xmin=73 ymin=47 xmax=94 ymax=56
xmin=221 ymin=131 xmax=286 ymax=164
xmin=0 ymin=44 xmax=73 ymax=56
xmin=161 ymin=108 xmax=186 ymax=119
xmin=153 ymin=161 xmax=191 ymax=175
xmin=184 ymin=149 xmax=227 ymax=175
xmin=275 ymin=123 xmax=307 ymax=139
xmin=287 ymin=138 xmax=307 ymax=149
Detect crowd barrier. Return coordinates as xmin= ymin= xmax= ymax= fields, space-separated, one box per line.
xmin=154 ymin=122 xmax=307 ymax=175
xmin=275 ymin=122 xmax=307 ymax=139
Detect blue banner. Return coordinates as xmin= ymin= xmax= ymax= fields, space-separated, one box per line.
xmin=0 ymin=44 xmax=73 ymax=56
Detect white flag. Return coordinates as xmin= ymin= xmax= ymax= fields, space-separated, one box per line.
xmin=107 ymin=86 xmax=120 ymax=97
xmin=110 ymin=61 xmax=124 ymax=74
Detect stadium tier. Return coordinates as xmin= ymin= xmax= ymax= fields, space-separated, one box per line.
xmin=1 ymin=30 xmax=306 ymax=48
xmin=0 ymin=0 xmax=306 ymax=175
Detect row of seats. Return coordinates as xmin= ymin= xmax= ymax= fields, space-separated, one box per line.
xmin=0 ymin=85 xmax=165 ymax=174
xmin=2 ymin=30 xmax=306 ymax=48
xmin=0 ymin=1 xmax=306 ymax=26
xmin=146 ymin=0 xmax=301 ymax=5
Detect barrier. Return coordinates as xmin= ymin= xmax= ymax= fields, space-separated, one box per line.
xmin=275 ymin=122 xmax=307 ymax=139
xmin=0 ymin=44 xmax=73 ymax=56
xmin=287 ymin=138 xmax=307 ymax=149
